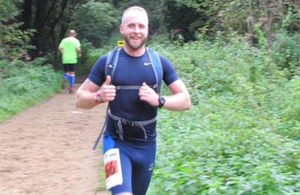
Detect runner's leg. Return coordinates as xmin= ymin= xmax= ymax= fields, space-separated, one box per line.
xmin=103 ymin=136 xmax=133 ymax=195
xmin=110 ymin=151 xmax=132 ymax=195
xmin=131 ymin=142 xmax=156 ymax=195
xmin=68 ymin=64 xmax=76 ymax=93
xmin=62 ymin=64 xmax=69 ymax=89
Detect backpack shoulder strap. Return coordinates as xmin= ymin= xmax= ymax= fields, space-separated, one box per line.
xmin=146 ymin=48 xmax=163 ymax=94
xmin=93 ymin=47 xmax=120 ymax=150
xmin=105 ymin=47 xmax=121 ymax=84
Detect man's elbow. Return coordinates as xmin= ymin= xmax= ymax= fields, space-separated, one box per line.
xmin=178 ymin=92 xmax=191 ymax=110
xmin=75 ymin=95 xmax=81 ymax=109
xmin=184 ymin=95 xmax=192 ymax=110
xmin=75 ymin=91 xmax=84 ymax=109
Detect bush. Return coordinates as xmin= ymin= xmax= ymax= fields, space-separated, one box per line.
xmin=148 ymin=39 xmax=300 ymax=194
xmin=272 ymin=30 xmax=300 ymax=77
xmin=0 ymin=59 xmax=61 ymax=122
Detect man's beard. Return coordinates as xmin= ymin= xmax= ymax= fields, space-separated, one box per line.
xmin=124 ymin=35 xmax=147 ymax=51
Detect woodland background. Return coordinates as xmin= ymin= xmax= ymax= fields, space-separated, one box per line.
xmin=1 ymin=0 xmax=299 ymax=73
xmin=0 ymin=0 xmax=299 ymax=194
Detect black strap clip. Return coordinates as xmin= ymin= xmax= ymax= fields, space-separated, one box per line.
xmin=121 ymin=119 xmax=135 ymax=127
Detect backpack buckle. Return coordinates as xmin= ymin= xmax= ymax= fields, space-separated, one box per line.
xmin=121 ymin=119 xmax=135 ymax=127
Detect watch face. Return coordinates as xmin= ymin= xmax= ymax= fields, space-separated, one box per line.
xmin=159 ymin=96 xmax=165 ymax=107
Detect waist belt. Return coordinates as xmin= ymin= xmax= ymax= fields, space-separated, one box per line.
xmin=108 ymin=109 xmax=157 ymax=141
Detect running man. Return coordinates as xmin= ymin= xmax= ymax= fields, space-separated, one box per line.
xmin=76 ymin=6 xmax=191 ymax=195
xmin=58 ymin=29 xmax=81 ymax=93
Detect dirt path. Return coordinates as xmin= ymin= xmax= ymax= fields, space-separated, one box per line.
xmin=0 ymin=84 xmax=109 ymax=195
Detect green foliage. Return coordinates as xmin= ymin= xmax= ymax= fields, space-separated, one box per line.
xmin=2 ymin=0 xmax=298 ymax=72
xmin=164 ymin=0 xmax=300 ymax=54
xmin=281 ymin=7 xmax=294 ymax=29
xmin=164 ymin=1 xmax=206 ymax=42
xmin=0 ymin=0 xmax=19 ymax=23
xmin=271 ymin=30 xmax=300 ymax=76
xmin=263 ymin=76 xmax=300 ymax=139
xmin=70 ymin=1 xmax=118 ymax=47
xmin=148 ymin=40 xmax=300 ymax=194
xmin=0 ymin=0 xmax=35 ymax=61
xmin=0 ymin=59 xmax=61 ymax=122
xmin=76 ymin=36 xmax=124 ymax=78
xmin=0 ymin=22 xmax=35 ymax=60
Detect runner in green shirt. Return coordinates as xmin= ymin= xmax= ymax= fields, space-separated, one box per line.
xmin=58 ymin=30 xmax=81 ymax=93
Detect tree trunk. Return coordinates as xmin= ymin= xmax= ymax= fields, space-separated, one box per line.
xmin=34 ymin=0 xmax=47 ymax=31
xmin=22 ymin=0 xmax=33 ymax=30
xmin=246 ymin=0 xmax=254 ymax=46
xmin=46 ymin=0 xmax=68 ymax=39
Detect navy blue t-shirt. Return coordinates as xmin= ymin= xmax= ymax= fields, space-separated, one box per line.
xmin=89 ymin=48 xmax=179 ymax=141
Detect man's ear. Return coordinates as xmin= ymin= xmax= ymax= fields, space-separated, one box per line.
xmin=120 ymin=25 xmax=124 ymax=34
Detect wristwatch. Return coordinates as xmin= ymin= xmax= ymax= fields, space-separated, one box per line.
xmin=158 ymin=96 xmax=165 ymax=108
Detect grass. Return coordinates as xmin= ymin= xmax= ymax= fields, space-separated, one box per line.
xmin=0 ymin=60 xmax=62 ymax=123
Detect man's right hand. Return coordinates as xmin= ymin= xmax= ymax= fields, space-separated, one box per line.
xmin=100 ymin=76 xmax=116 ymax=102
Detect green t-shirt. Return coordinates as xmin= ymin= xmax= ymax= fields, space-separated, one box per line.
xmin=59 ymin=37 xmax=81 ymax=64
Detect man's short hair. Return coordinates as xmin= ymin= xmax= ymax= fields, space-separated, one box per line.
xmin=69 ymin=30 xmax=76 ymax=36
xmin=121 ymin=6 xmax=148 ymax=26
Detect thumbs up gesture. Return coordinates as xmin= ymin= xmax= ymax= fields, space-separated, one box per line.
xmin=100 ymin=76 xmax=116 ymax=102
xmin=105 ymin=75 xmax=112 ymax=85
xmin=139 ymin=82 xmax=159 ymax=107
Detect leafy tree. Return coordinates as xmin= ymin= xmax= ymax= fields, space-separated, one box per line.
xmin=0 ymin=0 xmax=34 ymax=61
xmin=0 ymin=22 xmax=35 ymax=61
xmin=69 ymin=1 xmax=118 ymax=47
xmin=19 ymin=0 xmax=89 ymax=58
xmin=0 ymin=0 xmax=19 ymax=23
xmin=163 ymin=0 xmax=299 ymax=41
xmin=164 ymin=0 xmax=207 ymax=42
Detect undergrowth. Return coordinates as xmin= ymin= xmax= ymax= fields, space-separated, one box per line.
xmin=147 ymin=39 xmax=300 ymax=195
xmin=0 ymin=58 xmax=61 ymax=122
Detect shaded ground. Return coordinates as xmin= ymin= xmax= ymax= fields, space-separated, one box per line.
xmin=0 ymin=84 xmax=109 ymax=195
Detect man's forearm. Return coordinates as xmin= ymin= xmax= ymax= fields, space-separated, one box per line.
xmin=58 ymin=47 xmax=63 ymax=54
xmin=161 ymin=79 xmax=191 ymax=111
xmin=163 ymin=92 xmax=191 ymax=111
xmin=75 ymin=91 xmax=98 ymax=109
xmin=77 ymin=47 xmax=81 ymax=57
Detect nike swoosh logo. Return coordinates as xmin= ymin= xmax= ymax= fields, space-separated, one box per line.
xmin=148 ymin=163 xmax=154 ymax=171
xmin=144 ymin=62 xmax=151 ymax=66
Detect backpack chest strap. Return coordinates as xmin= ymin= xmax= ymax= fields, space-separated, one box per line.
xmin=115 ymin=84 xmax=159 ymax=90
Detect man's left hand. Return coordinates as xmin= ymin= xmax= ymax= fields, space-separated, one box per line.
xmin=139 ymin=82 xmax=159 ymax=107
